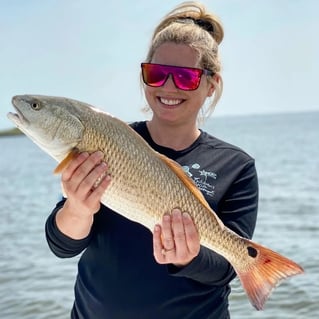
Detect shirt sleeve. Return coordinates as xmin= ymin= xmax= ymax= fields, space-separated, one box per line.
xmin=45 ymin=198 xmax=92 ymax=258
xmin=167 ymin=160 xmax=259 ymax=285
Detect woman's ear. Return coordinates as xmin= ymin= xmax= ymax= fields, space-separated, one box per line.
xmin=207 ymin=74 xmax=219 ymax=97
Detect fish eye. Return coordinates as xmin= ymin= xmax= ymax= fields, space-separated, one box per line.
xmin=31 ymin=102 xmax=41 ymax=110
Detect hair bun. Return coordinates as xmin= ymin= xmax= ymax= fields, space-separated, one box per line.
xmin=167 ymin=2 xmax=224 ymax=45
xmin=183 ymin=17 xmax=214 ymax=33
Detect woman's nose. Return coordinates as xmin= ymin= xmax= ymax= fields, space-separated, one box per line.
xmin=163 ymin=74 xmax=178 ymax=90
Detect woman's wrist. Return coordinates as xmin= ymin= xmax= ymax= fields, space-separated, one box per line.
xmin=55 ymin=205 xmax=94 ymax=240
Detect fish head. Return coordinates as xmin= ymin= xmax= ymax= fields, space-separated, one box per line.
xmin=7 ymin=95 xmax=84 ymax=161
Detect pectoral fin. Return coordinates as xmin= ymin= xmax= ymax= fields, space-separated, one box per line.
xmin=53 ymin=149 xmax=79 ymax=174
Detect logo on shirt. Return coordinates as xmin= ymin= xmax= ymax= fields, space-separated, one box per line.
xmin=182 ymin=163 xmax=217 ymax=198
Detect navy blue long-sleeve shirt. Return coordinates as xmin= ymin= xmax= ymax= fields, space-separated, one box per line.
xmin=45 ymin=121 xmax=258 ymax=319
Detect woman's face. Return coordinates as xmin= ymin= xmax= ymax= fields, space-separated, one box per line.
xmin=144 ymin=42 xmax=214 ymax=126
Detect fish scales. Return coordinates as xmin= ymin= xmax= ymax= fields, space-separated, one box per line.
xmin=100 ymin=115 xmax=216 ymax=239
xmin=71 ymin=109 xmax=213 ymax=239
xmin=7 ymin=94 xmax=304 ymax=310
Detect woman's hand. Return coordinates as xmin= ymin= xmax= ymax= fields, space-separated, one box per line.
xmin=56 ymin=151 xmax=111 ymax=239
xmin=153 ymin=208 xmax=200 ymax=267
xmin=61 ymin=151 xmax=110 ymax=217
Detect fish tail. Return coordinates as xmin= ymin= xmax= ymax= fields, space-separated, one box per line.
xmin=234 ymin=238 xmax=304 ymax=310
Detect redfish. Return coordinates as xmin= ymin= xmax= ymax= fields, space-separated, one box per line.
xmin=7 ymin=94 xmax=304 ymax=310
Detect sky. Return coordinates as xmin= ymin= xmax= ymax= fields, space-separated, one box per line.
xmin=1 ymin=0 xmax=319 ymax=130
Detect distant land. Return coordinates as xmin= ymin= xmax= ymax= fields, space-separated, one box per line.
xmin=0 ymin=127 xmax=23 ymax=137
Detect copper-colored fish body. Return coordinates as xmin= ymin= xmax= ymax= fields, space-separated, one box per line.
xmin=8 ymin=95 xmax=304 ymax=310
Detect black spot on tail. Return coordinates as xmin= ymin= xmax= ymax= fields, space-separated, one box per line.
xmin=247 ymin=246 xmax=258 ymax=258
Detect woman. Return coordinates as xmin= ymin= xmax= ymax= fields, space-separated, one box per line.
xmin=45 ymin=2 xmax=258 ymax=318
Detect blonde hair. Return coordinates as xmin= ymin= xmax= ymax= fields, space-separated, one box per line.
xmin=142 ymin=1 xmax=224 ymax=123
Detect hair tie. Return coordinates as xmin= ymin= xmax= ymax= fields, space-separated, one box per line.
xmin=177 ymin=16 xmax=214 ymax=33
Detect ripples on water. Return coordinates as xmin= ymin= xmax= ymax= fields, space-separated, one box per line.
xmin=1 ymin=111 xmax=318 ymax=318
xmin=0 ymin=136 xmax=78 ymax=318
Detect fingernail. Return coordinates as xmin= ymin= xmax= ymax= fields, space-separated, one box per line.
xmin=79 ymin=152 xmax=89 ymax=159
xmin=100 ymin=162 xmax=107 ymax=169
xmin=172 ymin=208 xmax=181 ymax=217
xmin=183 ymin=212 xmax=191 ymax=219
xmin=92 ymin=150 xmax=102 ymax=158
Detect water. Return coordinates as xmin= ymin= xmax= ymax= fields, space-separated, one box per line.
xmin=1 ymin=111 xmax=318 ymax=318
xmin=204 ymin=112 xmax=319 ymax=318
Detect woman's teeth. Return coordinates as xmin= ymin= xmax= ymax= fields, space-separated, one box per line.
xmin=160 ymin=98 xmax=183 ymax=106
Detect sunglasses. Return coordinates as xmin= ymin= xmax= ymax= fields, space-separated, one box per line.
xmin=141 ymin=63 xmax=214 ymax=91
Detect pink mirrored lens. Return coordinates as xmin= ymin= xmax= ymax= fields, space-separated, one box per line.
xmin=141 ymin=63 xmax=203 ymax=91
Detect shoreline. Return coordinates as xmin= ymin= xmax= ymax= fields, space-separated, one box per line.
xmin=0 ymin=127 xmax=23 ymax=137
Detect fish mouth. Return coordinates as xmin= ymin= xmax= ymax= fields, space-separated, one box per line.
xmin=7 ymin=96 xmax=29 ymax=127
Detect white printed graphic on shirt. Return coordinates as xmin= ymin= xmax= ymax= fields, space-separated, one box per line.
xmin=182 ymin=163 xmax=217 ymax=198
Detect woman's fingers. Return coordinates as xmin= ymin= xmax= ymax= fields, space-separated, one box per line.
xmin=153 ymin=208 xmax=200 ymax=266
xmin=62 ymin=151 xmax=105 ymax=196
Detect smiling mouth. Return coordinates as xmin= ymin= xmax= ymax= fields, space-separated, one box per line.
xmin=159 ymin=97 xmax=184 ymax=106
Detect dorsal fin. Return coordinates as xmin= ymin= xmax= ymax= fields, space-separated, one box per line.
xmin=53 ymin=149 xmax=79 ymax=174
xmin=158 ymin=153 xmax=221 ymax=221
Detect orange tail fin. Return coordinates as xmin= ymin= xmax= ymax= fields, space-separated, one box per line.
xmin=234 ymin=239 xmax=304 ymax=310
